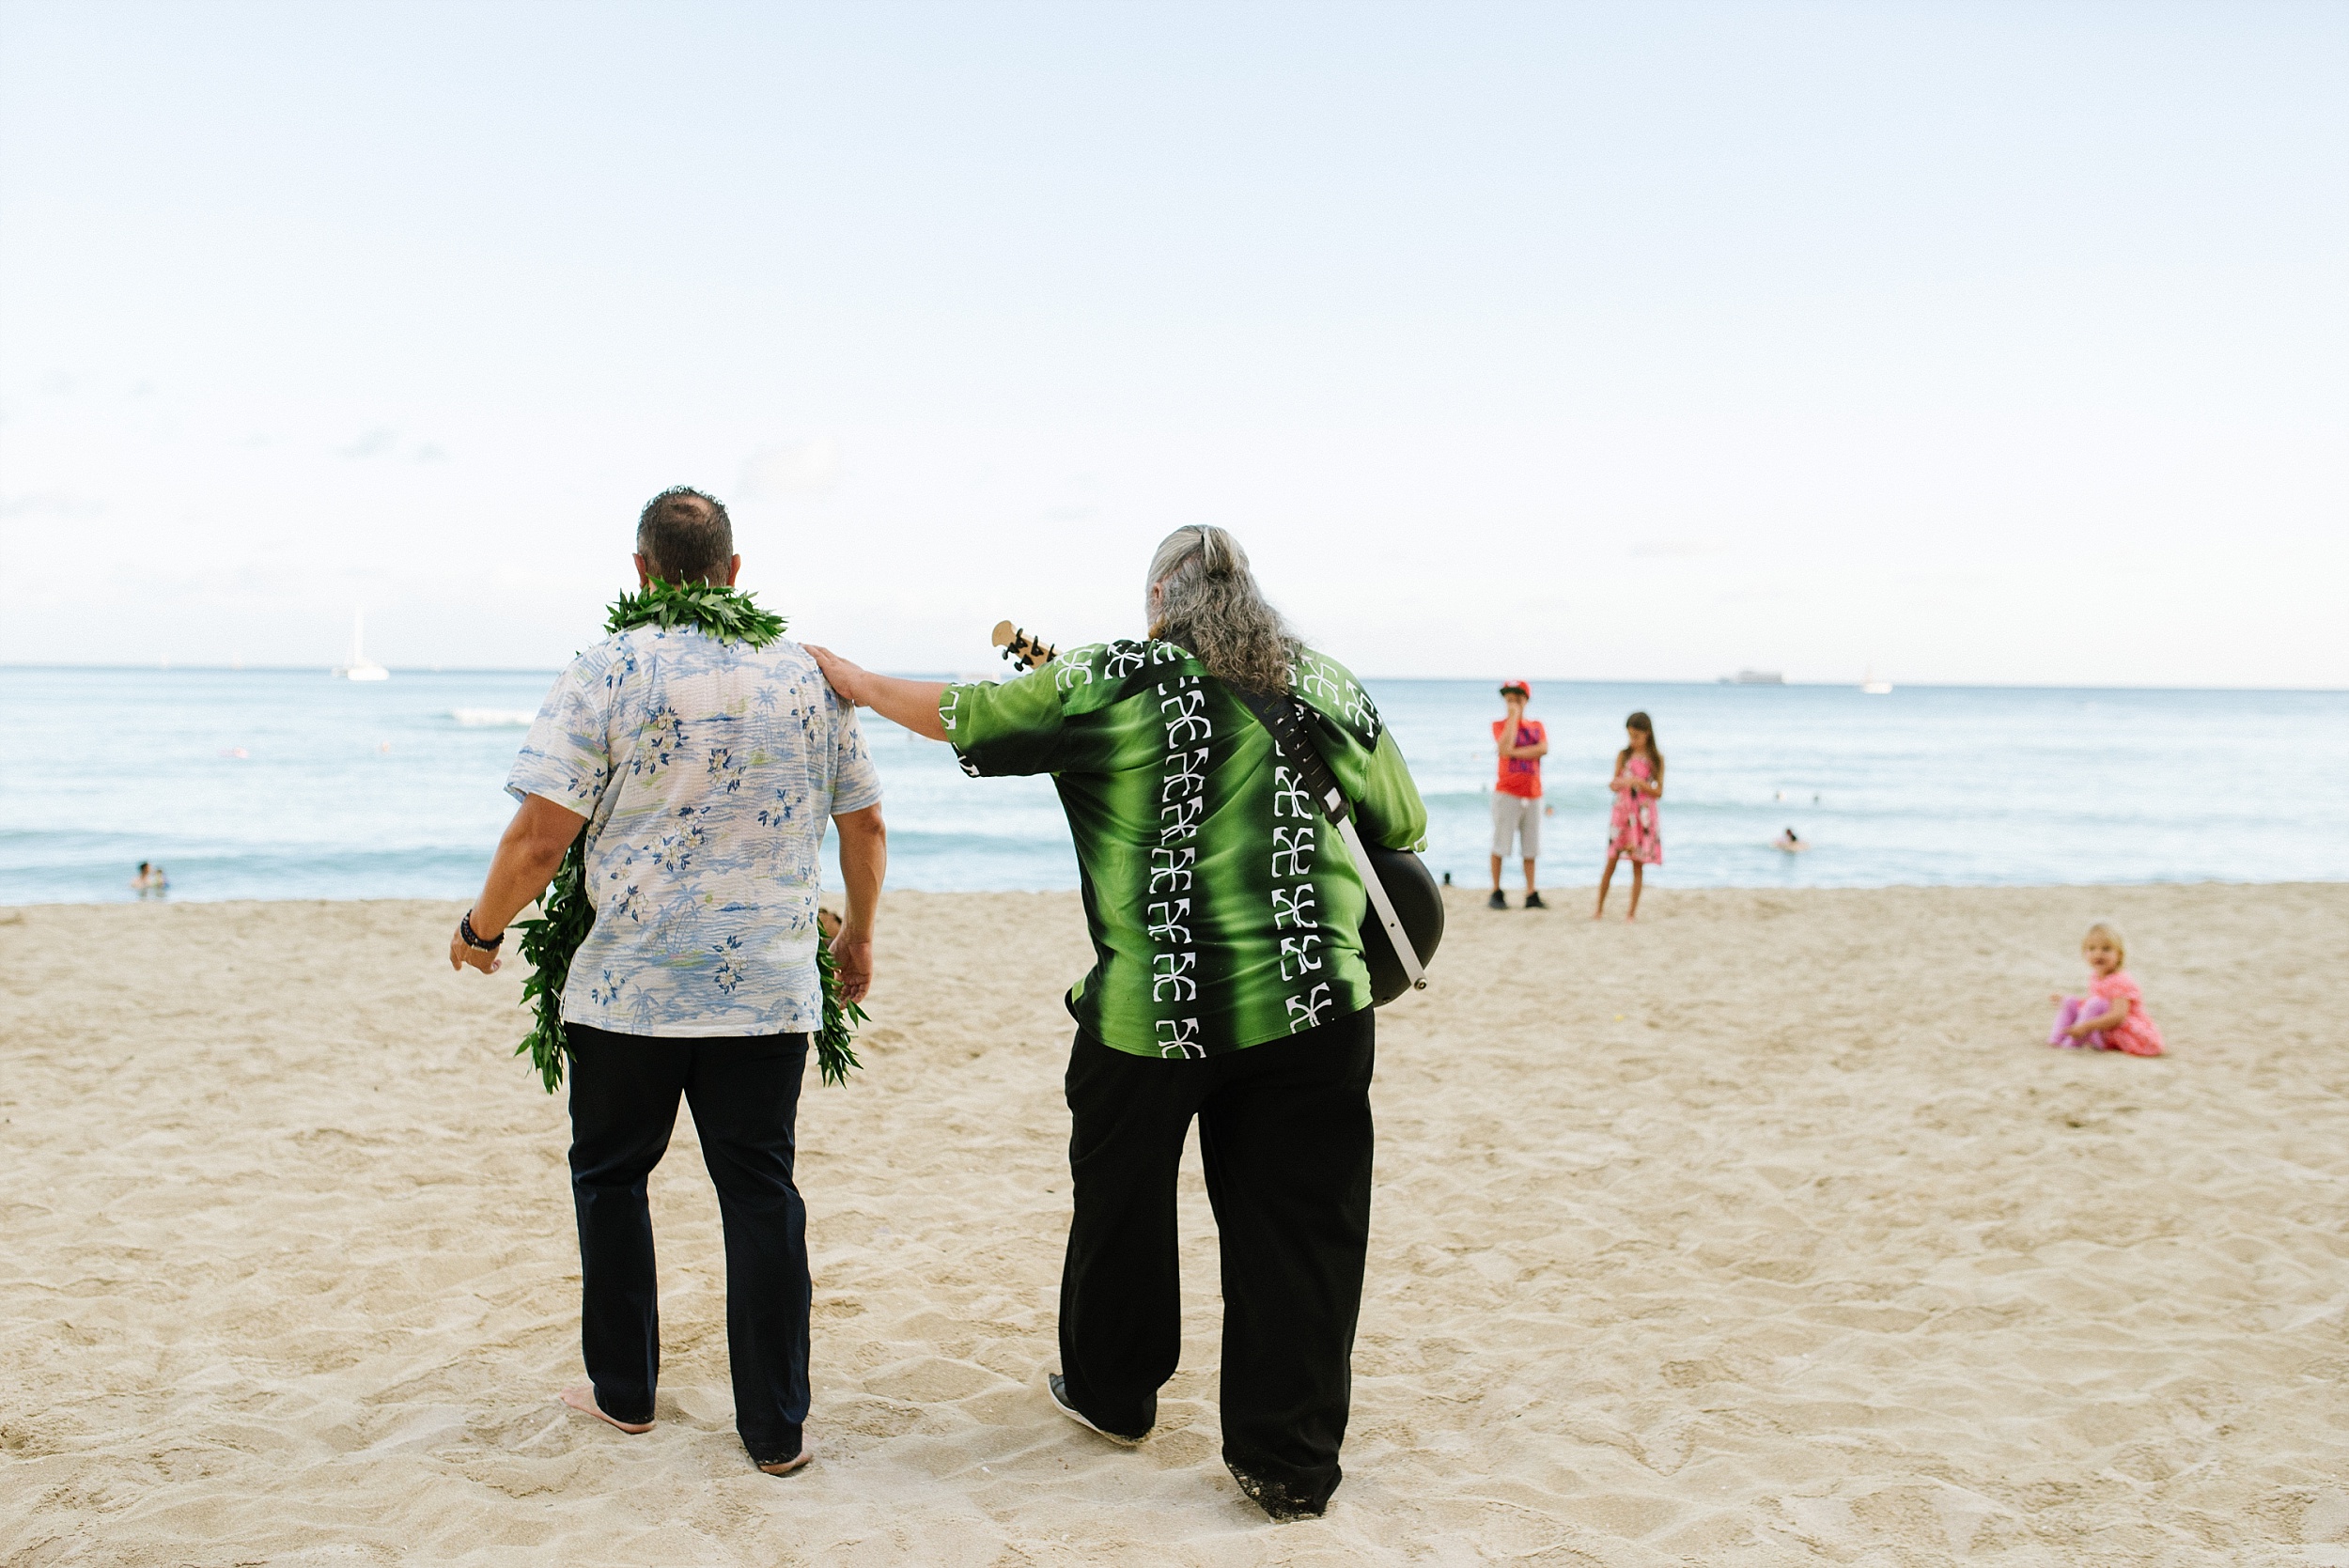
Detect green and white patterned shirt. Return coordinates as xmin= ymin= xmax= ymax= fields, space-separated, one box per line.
xmin=941 ymin=641 xmax=1427 ymax=1058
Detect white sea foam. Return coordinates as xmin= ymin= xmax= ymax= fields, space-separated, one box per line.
xmin=448 ymin=708 xmax=537 ymax=728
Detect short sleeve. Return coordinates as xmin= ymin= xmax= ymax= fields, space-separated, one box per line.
xmin=942 ymin=667 xmax=1069 ymax=777
xmin=1297 ymin=647 xmax=1424 ymax=851
xmin=1351 ymin=726 xmax=1431 ymax=852
xmin=507 ymin=655 xmax=614 ymax=813
xmin=829 ymin=689 xmax=881 ymax=815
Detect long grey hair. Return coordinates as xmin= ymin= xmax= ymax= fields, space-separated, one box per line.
xmin=1145 ymin=526 xmax=1299 ymax=695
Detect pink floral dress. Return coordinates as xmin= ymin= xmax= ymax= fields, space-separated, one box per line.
xmin=1608 ymin=755 xmax=1662 ymax=864
xmin=2089 ymin=971 xmax=2164 ymax=1057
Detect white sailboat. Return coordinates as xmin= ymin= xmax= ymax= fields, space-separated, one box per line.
xmin=334 ymin=610 xmax=390 ymax=681
xmin=1860 ymin=661 xmax=1892 ymax=695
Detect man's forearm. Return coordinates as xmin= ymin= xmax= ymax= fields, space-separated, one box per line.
xmin=835 ymin=820 xmax=886 ymax=936
xmin=863 ymin=675 xmax=951 ymax=741
xmin=471 ymin=797 xmax=587 ymax=935
xmin=474 ymin=841 xmax=570 ymax=936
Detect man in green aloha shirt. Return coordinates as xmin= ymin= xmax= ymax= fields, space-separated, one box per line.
xmin=810 ymin=525 xmax=1427 ymax=1523
xmin=944 ymin=633 xmax=1423 ymax=1057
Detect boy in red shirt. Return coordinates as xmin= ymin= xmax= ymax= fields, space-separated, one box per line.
xmin=1488 ymin=680 xmax=1548 ymax=908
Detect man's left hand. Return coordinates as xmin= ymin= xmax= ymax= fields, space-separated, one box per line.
xmin=805 ymin=645 xmax=867 ymax=706
xmin=450 ymin=922 xmax=503 ymax=974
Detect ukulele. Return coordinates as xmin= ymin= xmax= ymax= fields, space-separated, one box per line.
xmin=984 ymin=618 xmax=1440 ymax=1002
xmin=992 ymin=621 xmax=1058 ymax=671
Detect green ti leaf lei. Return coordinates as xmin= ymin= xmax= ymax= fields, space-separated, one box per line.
xmin=511 ymin=576 xmax=866 ymax=1093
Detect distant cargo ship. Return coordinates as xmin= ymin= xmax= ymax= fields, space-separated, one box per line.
xmin=1719 ymin=669 xmax=1785 ymax=686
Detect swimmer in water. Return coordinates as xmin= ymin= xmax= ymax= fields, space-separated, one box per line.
xmin=1773 ymin=828 xmax=1806 ymax=853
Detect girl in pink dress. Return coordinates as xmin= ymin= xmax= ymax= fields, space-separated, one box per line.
xmin=1594 ymin=711 xmax=1663 ymax=921
xmin=2048 ymin=922 xmax=2165 ymax=1057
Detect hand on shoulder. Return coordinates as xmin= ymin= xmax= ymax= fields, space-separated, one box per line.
xmin=804 ymin=644 xmax=868 ymax=706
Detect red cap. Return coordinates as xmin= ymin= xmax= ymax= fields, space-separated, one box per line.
xmin=1500 ymin=678 xmax=1532 ymax=699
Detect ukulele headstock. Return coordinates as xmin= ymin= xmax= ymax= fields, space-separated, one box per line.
xmin=991 ymin=620 xmax=1059 ymax=673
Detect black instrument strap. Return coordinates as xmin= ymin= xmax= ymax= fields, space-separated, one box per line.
xmin=1231 ymin=688 xmax=1351 ymax=823
xmin=1232 ymin=682 xmax=1427 ymax=991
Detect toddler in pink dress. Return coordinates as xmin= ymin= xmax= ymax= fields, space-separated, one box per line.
xmin=2048 ymin=922 xmax=2164 ymax=1057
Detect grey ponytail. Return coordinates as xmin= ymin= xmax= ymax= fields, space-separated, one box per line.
xmin=1144 ymin=526 xmax=1298 ymax=695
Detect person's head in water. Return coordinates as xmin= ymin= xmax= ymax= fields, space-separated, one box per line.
xmin=634 ymin=487 xmax=739 ymax=586
xmin=1144 ymin=526 xmax=1296 ymax=694
xmin=1619 ymin=711 xmax=1663 ymax=782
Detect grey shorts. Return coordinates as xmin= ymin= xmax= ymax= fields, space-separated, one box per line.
xmin=1491 ymin=791 xmax=1541 ymax=859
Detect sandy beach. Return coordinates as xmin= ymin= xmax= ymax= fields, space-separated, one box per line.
xmin=4 ymin=882 xmax=2347 ymax=1565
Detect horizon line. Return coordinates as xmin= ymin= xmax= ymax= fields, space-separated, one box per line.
xmin=7 ymin=876 xmax=2347 ymax=914
xmin=3 ymin=662 xmax=2345 ymax=695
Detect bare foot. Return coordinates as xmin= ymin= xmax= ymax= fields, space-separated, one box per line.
xmin=561 ymin=1384 xmax=653 ymax=1435
xmin=758 ymin=1446 xmax=815 ymax=1476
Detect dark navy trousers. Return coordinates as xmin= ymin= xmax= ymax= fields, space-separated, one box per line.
xmin=1057 ymin=1008 xmax=1376 ymax=1514
xmin=564 ymin=1023 xmax=811 ymax=1466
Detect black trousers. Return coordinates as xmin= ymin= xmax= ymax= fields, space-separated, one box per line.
xmin=1058 ymin=1007 xmax=1376 ymax=1512
xmin=564 ymin=1023 xmax=811 ymax=1466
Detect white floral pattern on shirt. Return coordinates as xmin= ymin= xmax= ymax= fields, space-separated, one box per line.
xmin=507 ymin=626 xmax=880 ymax=1037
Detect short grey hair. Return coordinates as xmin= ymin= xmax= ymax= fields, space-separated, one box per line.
xmin=635 ymin=487 xmax=735 ymax=583
xmin=1145 ymin=526 xmax=1297 ymax=694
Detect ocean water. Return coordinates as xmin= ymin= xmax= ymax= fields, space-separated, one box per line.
xmin=3 ymin=667 xmax=2344 ymax=906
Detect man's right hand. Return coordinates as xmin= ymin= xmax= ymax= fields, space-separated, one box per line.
xmin=830 ymin=928 xmax=874 ymax=1003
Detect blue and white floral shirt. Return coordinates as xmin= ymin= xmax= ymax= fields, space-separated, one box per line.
xmin=507 ymin=625 xmax=881 ymax=1037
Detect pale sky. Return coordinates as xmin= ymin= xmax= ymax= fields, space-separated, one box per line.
xmin=2 ymin=1 xmax=2341 ymax=685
